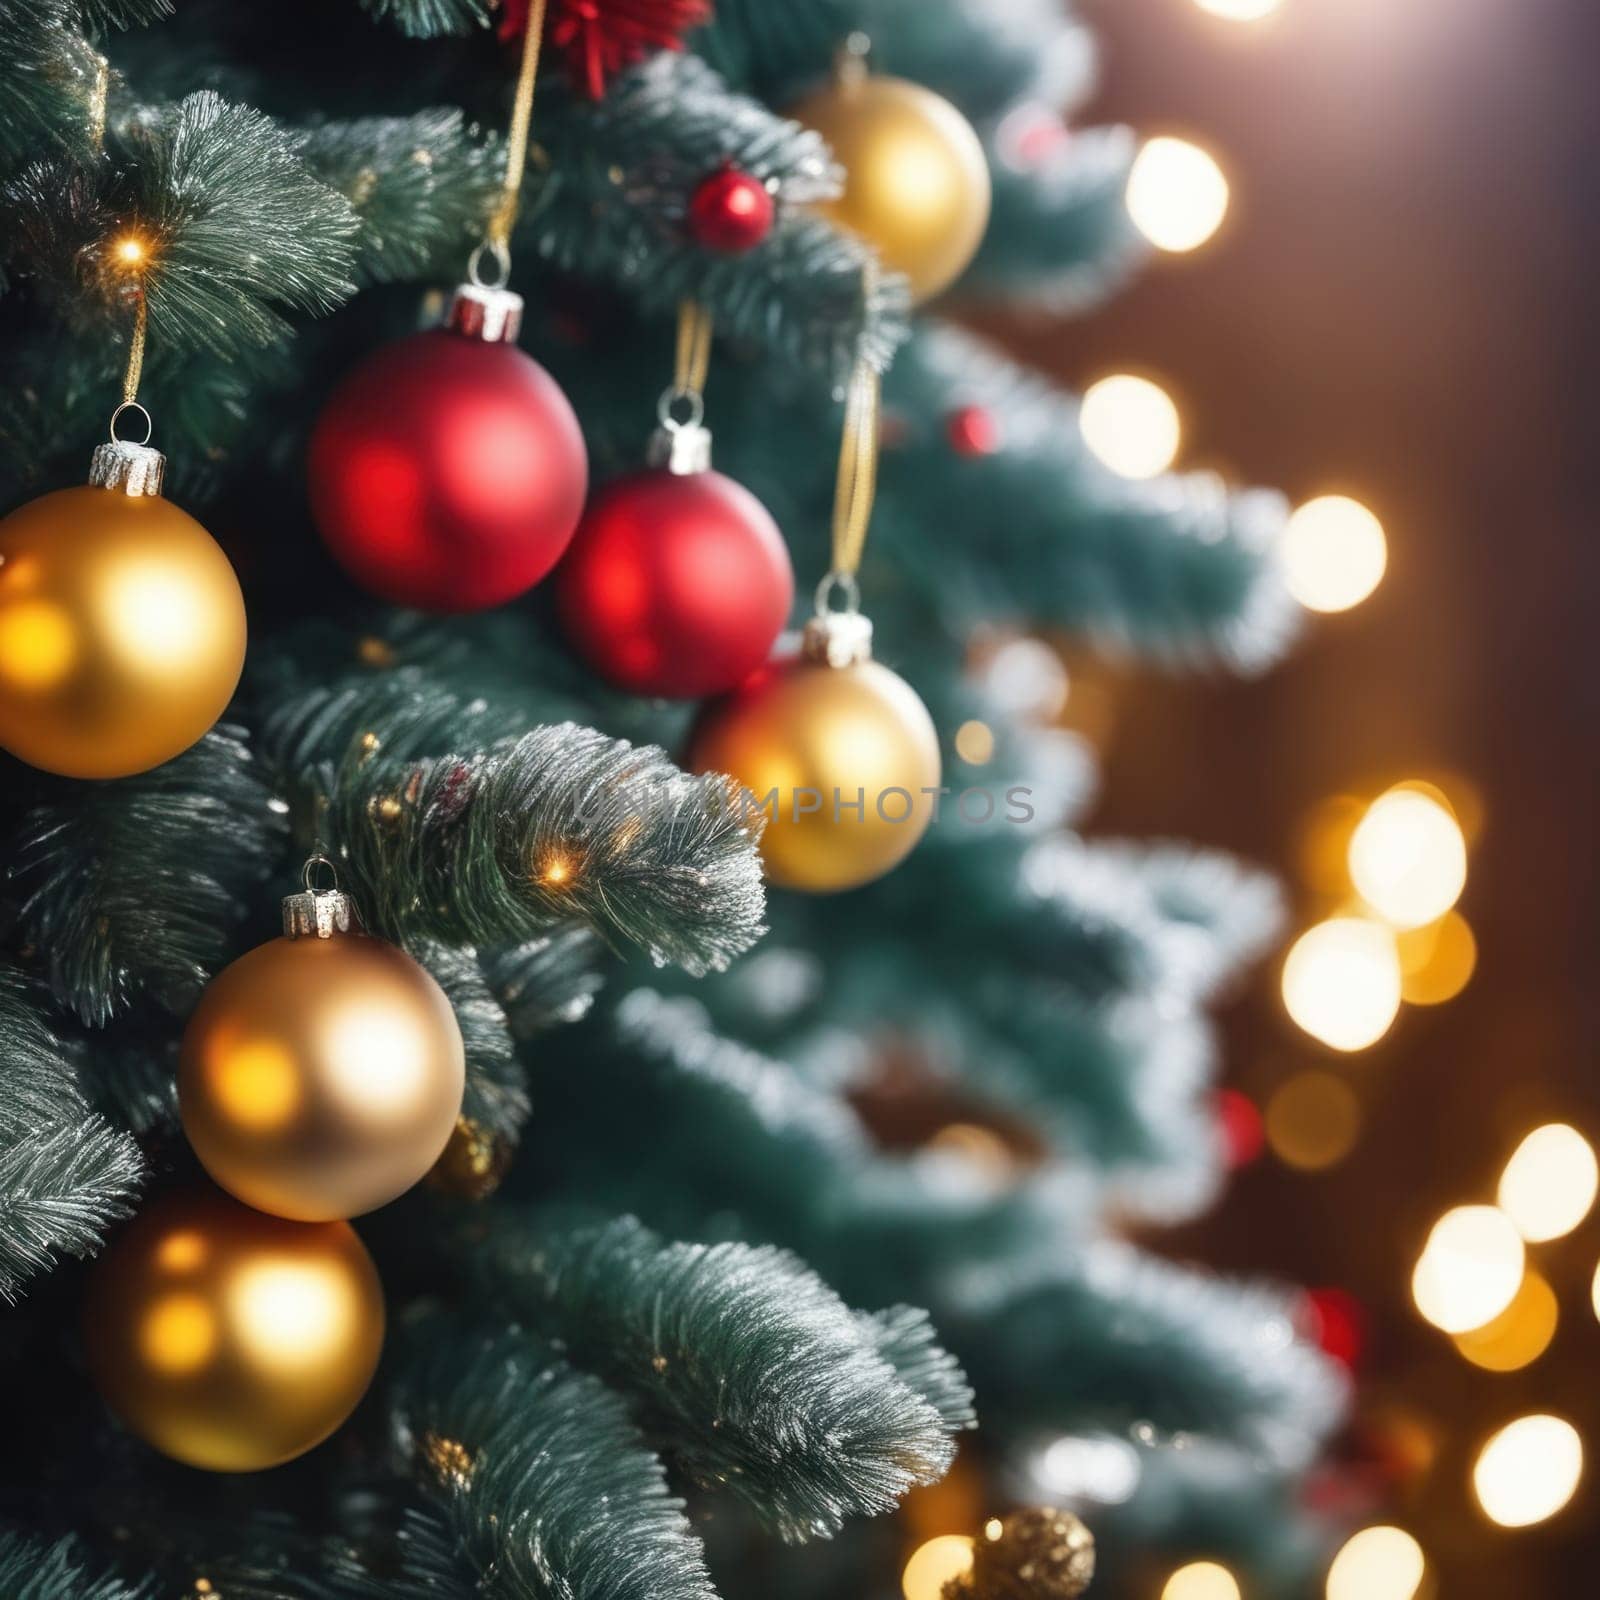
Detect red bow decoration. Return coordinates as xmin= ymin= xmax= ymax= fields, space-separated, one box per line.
xmin=499 ymin=0 xmax=712 ymax=100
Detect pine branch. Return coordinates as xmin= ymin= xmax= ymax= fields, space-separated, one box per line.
xmin=298 ymin=110 xmax=502 ymax=284
xmin=115 ymin=92 xmax=360 ymax=358
xmin=356 ymin=0 xmax=493 ymax=38
xmin=530 ymin=53 xmax=907 ymax=380
xmin=8 ymin=727 xmax=288 ymax=1027
xmin=0 ymin=2 xmax=104 ymax=171
xmin=481 ymin=928 xmax=608 ymax=1036
xmin=317 ymin=1506 xmax=479 ymax=1599
xmin=954 ymin=1240 xmax=1346 ymax=1468
xmin=970 ymin=123 xmax=1145 ymax=312
xmin=856 ymin=1304 xmax=977 ymax=1436
xmin=80 ymin=0 xmax=175 ymax=30
xmin=395 ymin=1317 xmax=718 ymax=1600
xmin=872 ymin=325 xmax=1301 ymax=671
xmin=0 ymin=969 xmax=146 ymax=1300
xmin=409 ymin=942 xmax=530 ymax=1146
xmin=316 ymin=724 xmax=766 ymax=976
xmin=0 ymin=1532 xmax=149 ymax=1600
xmin=478 ymin=1211 xmax=969 ymax=1540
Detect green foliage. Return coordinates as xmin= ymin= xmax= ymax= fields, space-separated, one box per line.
xmin=0 ymin=2 xmax=103 ymax=171
xmin=482 ymin=928 xmax=607 ymax=1036
xmin=79 ymin=0 xmax=174 ymax=31
xmin=119 ymin=93 xmax=359 ymax=358
xmin=298 ymin=111 xmax=502 ymax=285
xmin=10 ymin=727 xmax=288 ymax=1027
xmin=411 ymin=942 xmax=529 ymax=1145
xmin=0 ymin=969 xmax=144 ymax=1301
xmin=356 ymin=0 xmax=493 ymax=38
xmin=318 ymin=724 xmax=766 ymax=974
xmin=954 ymin=1242 xmax=1344 ymax=1465
xmin=478 ymin=1211 xmax=972 ymax=1539
xmin=0 ymin=1532 xmax=149 ymax=1600
xmin=394 ymin=1318 xmax=718 ymax=1600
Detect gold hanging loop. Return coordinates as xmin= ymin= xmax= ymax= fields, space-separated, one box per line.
xmin=827 ymin=356 xmax=882 ymax=585
xmin=673 ymin=300 xmax=715 ymax=400
xmin=485 ymin=0 xmax=549 ymax=258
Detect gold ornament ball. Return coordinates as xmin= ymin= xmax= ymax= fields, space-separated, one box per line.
xmin=945 ymin=1509 xmax=1096 ymax=1600
xmin=688 ymin=651 xmax=942 ymax=894
xmin=789 ymin=74 xmax=992 ymax=303
xmin=179 ymin=930 xmax=466 ymax=1221
xmin=85 ymin=1187 xmax=384 ymax=1472
xmin=0 ymin=487 xmax=247 ymax=778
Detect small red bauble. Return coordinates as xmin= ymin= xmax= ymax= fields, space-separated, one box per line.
xmin=557 ymin=466 xmax=793 ymax=699
xmin=688 ymin=167 xmax=776 ymax=254
xmin=946 ymin=403 xmax=1000 ymax=457
xmin=308 ymin=287 xmax=588 ymax=612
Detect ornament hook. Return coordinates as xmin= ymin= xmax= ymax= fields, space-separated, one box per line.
xmin=285 ymin=854 xmax=357 ymax=939
xmin=467 ymin=239 xmax=513 ymax=291
xmin=108 ymin=401 xmax=153 ymax=448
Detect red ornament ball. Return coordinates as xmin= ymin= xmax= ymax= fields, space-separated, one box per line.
xmin=308 ymin=329 xmax=588 ymax=612
xmin=946 ymin=403 xmax=1001 ymax=457
xmin=688 ymin=167 xmax=776 ymax=254
xmin=556 ymin=467 xmax=793 ymax=699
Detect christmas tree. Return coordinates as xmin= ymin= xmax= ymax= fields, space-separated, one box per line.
xmin=0 ymin=2 xmax=1343 ymax=1596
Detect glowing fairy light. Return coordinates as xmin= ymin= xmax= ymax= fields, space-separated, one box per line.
xmin=1349 ymin=787 xmax=1467 ymax=929
xmin=1197 ymin=0 xmax=1282 ymax=18
xmin=1280 ymin=917 xmax=1402 ymax=1051
xmin=1473 ymin=1415 xmax=1583 ymax=1527
xmin=1453 ymin=1270 xmax=1558 ymax=1373
xmin=1161 ymin=1562 xmax=1242 ymax=1600
xmin=1126 ymin=137 xmax=1230 ymax=253
xmin=1411 ymin=1205 xmax=1525 ymax=1334
xmin=1498 ymin=1124 xmax=1598 ymax=1243
xmin=1325 ymin=1527 xmax=1425 ymax=1600
xmin=1266 ymin=1071 xmax=1361 ymax=1171
xmin=1280 ymin=495 xmax=1387 ymax=613
xmin=902 ymin=1535 xmax=974 ymax=1600
xmin=1080 ymin=375 xmax=1182 ymax=479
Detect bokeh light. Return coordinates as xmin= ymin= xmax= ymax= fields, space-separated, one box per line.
xmin=1161 ymin=1561 xmax=1242 ymax=1600
xmin=954 ymin=720 xmax=996 ymax=765
xmin=1125 ymin=137 xmax=1230 ymax=252
xmin=902 ymin=1535 xmax=974 ymax=1600
xmin=1033 ymin=1433 xmax=1142 ymax=1504
xmin=1411 ymin=1205 xmax=1525 ymax=1334
xmin=1396 ymin=910 xmax=1477 ymax=1005
xmin=1325 ymin=1526 xmax=1426 ymax=1600
xmin=1497 ymin=1123 xmax=1598 ymax=1242
xmin=1473 ymin=1415 xmax=1583 ymax=1527
xmin=1349 ymin=787 xmax=1468 ymax=929
xmin=1281 ymin=917 xmax=1402 ymax=1051
xmin=1280 ymin=495 xmax=1387 ymax=613
xmin=1593 ymin=1259 xmax=1600 ymax=1324
xmin=1080 ymin=375 xmax=1182 ymax=479
xmin=1197 ymin=0 xmax=1281 ymax=18
xmin=1266 ymin=1071 xmax=1361 ymax=1171
xmin=1452 ymin=1269 xmax=1559 ymax=1372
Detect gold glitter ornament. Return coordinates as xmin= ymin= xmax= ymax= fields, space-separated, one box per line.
xmin=943 ymin=1508 xmax=1096 ymax=1600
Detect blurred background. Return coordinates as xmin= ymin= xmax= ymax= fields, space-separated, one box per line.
xmin=975 ymin=0 xmax=1597 ymax=1594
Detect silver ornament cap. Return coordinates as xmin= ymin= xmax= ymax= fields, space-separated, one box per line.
xmin=446 ymin=282 xmax=525 ymax=344
xmin=89 ymin=439 xmax=166 ymax=498
xmin=282 ymin=856 xmax=357 ymax=940
xmin=802 ymin=607 xmax=874 ymax=667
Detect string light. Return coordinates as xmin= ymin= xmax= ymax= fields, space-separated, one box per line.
xmin=1325 ymin=1526 xmax=1425 ymax=1600
xmin=1472 ymin=1415 xmax=1583 ymax=1527
xmin=1080 ymin=375 xmax=1182 ymax=479
xmin=1161 ymin=1561 xmax=1241 ymax=1600
xmin=1281 ymin=917 xmax=1402 ymax=1051
xmin=1452 ymin=1270 xmax=1559 ymax=1373
xmin=1411 ymin=1205 xmax=1524 ymax=1334
xmin=114 ymin=234 xmax=149 ymax=267
xmin=1265 ymin=1071 xmax=1361 ymax=1171
xmin=1197 ymin=0 xmax=1282 ymax=17
xmin=1497 ymin=1123 xmax=1598 ymax=1242
xmin=1280 ymin=495 xmax=1387 ymax=613
xmin=902 ymin=1535 xmax=974 ymax=1600
xmin=1125 ymin=137 xmax=1230 ymax=253
xmin=955 ymin=720 xmax=996 ymax=764
xmin=1349 ymin=787 xmax=1467 ymax=929
xmin=1396 ymin=910 xmax=1476 ymax=1005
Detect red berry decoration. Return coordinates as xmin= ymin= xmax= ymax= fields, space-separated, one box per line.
xmin=309 ymin=283 xmax=588 ymax=612
xmin=500 ymin=0 xmax=711 ymax=100
xmin=557 ymin=420 xmax=792 ymax=699
xmin=946 ymin=403 xmax=1000 ymax=457
xmin=688 ymin=166 xmax=777 ymax=254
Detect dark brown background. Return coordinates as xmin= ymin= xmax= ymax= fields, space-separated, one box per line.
xmin=986 ymin=0 xmax=1597 ymax=1594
